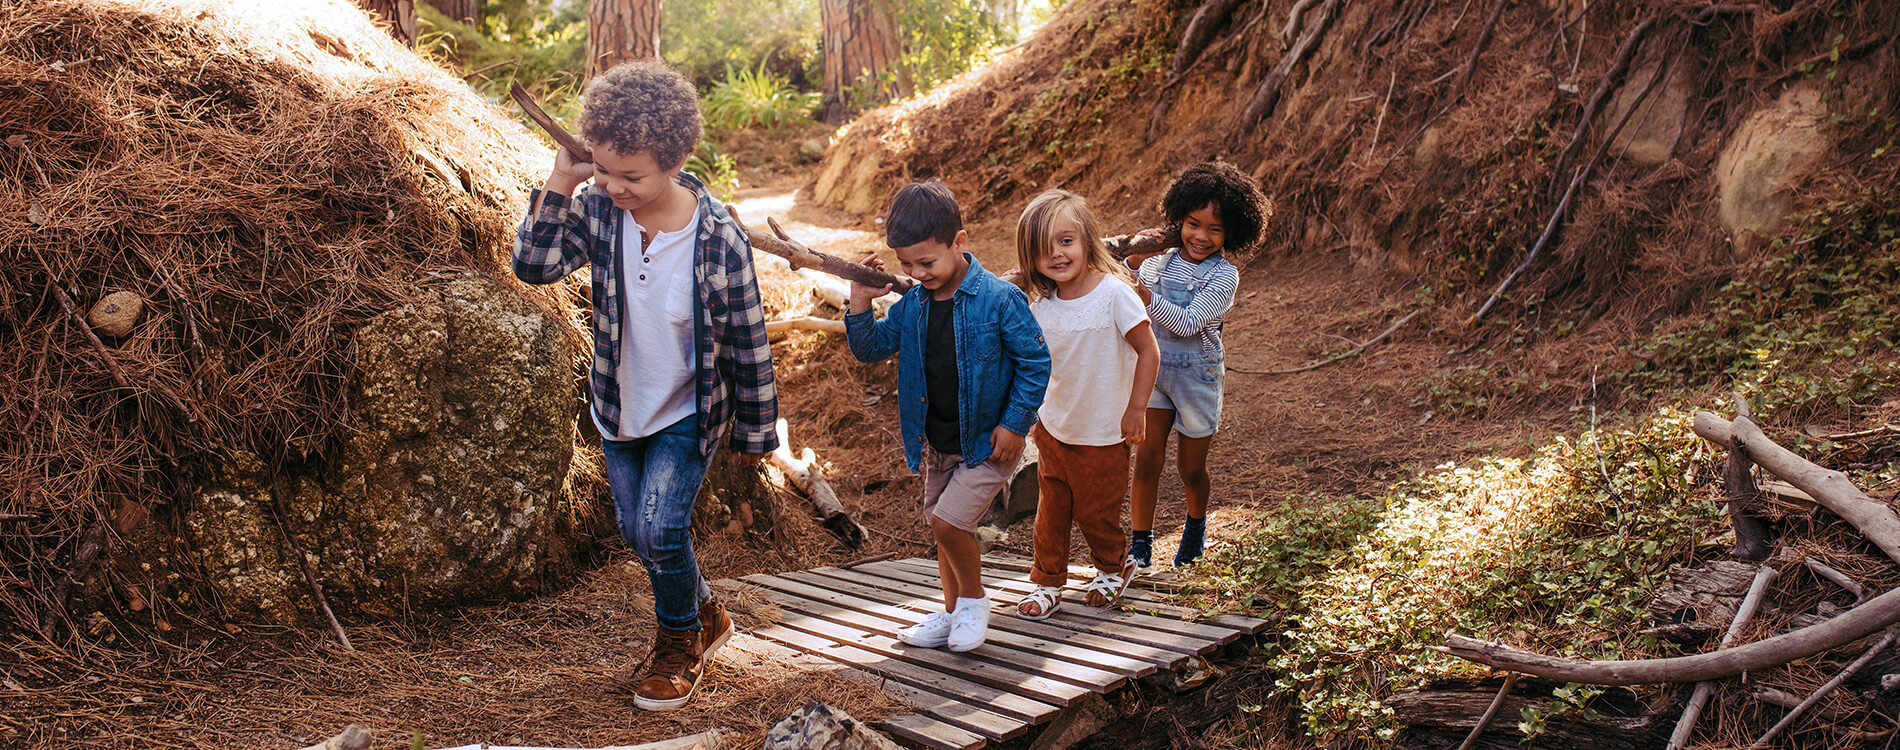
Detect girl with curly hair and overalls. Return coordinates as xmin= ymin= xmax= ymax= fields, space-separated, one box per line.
xmin=1126 ymin=161 xmax=1270 ymax=572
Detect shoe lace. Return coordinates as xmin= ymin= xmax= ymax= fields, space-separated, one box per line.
xmin=649 ymin=630 xmax=699 ymax=676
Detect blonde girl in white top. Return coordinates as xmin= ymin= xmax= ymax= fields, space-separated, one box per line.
xmin=1011 ymin=190 xmax=1161 ymax=620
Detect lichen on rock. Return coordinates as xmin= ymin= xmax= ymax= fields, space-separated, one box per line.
xmin=188 ymin=273 xmax=599 ymax=620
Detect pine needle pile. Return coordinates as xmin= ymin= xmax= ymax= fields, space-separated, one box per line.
xmin=0 ymin=0 xmax=586 ymax=641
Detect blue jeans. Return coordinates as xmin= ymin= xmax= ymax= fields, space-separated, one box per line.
xmin=602 ymin=414 xmax=712 ymax=631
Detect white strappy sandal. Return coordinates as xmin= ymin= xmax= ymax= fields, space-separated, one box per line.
xmin=1086 ymin=557 xmax=1138 ymax=608
xmin=1016 ymin=586 xmax=1063 ymax=621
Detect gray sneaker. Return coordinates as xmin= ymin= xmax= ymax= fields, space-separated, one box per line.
xmin=897 ymin=611 xmax=953 ymax=648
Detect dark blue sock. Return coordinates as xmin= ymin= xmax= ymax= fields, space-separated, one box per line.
xmin=1129 ymin=530 xmax=1153 ymax=566
xmin=1175 ymin=515 xmax=1206 ymax=566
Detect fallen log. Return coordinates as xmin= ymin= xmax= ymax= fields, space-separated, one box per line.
xmin=768 ymin=419 xmax=867 ymax=549
xmin=1693 ymin=412 xmax=1900 ymax=566
xmin=1439 ymin=577 xmax=1900 ymax=685
xmin=1665 ymin=564 xmax=1775 ymax=749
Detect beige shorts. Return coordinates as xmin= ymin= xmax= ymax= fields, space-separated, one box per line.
xmin=921 ymin=448 xmax=1011 ymax=532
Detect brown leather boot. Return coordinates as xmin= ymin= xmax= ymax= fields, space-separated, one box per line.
xmin=630 ymin=627 xmax=704 ymax=711
xmin=698 ymin=597 xmax=733 ymax=660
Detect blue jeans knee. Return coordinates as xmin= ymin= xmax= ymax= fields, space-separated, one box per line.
xmin=602 ymin=414 xmax=713 ymax=631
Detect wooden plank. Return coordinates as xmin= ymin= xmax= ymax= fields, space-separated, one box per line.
xmin=748 ymin=624 xmax=1062 ymax=723
xmin=742 ymin=575 xmax=1127 ymax=692
xmin=888 ymin=558 xmax=1199 ymax=619
xmin=726 ymin=633 xmax=1026 ymax=743
xmin=749 ymin=573 xmax=1150 ymax=681
xmin=789 ymin=568 xmax=1176 ymax=674
xmin=840 ymin=563 xmax=1214 ymax=654
xmin=736 ymin=587 xmax=1094 ymax=706
xmin=966 ymin=560 xmax=1270 ymax=635
xmin=865 ymin=560 xmax=1243 ymax=644
xmin=876 ymin=712 xmax=984 ymax=750
xmin=979 ymin=552 xmax=1185 ymax=594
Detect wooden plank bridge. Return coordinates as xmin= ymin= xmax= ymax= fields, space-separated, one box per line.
xmin=714 ymin=553 xmax=1269 ymax=750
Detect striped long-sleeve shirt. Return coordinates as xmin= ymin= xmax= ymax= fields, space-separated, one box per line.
xmin=1137 ymin=250 xmax=1239 ymax=354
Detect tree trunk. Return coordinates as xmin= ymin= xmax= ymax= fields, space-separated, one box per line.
xmin=356 ymin=0 xmax=418 ymax=47
xmin=421 ymin=0 xmax=476 ymax=24
xmin=819 ymin=0 xmax=907 ymax=126
xmin=587 ymin=0 xmax=662 ymax=80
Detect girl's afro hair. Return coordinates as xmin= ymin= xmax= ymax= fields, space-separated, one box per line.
xmin=1160 ymin=161 xmax=1273 ymax=253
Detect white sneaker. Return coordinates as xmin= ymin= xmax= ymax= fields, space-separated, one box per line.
xmin=898 ymin=611 xmax=953 ymax=648
xmin=947 ymin=595 xmax=990 ymax=652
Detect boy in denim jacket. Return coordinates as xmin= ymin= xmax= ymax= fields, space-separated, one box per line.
xmin=512 ymin=61 xmax=777 ymax=711
xmin=845 ymin=180 xmax=1050 ymax=652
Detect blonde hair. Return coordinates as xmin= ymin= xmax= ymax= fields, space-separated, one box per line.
xmin=1014 ymin=190 xmax=1132 ymax=300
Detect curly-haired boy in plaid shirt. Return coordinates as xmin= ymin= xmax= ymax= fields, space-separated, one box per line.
xmin=512 ymin=61 xmax=777 ymax=711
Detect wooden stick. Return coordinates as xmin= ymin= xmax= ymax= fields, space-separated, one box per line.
xmin=1242 ymin=0 xmax=1343 ymax=126
xmin=1805 ymin=558 xmax=1867 ymax=603
xmin=1454 ymin=672 xmax=1519 ymax=750
xmin=1468 ymin=38 xmax=1676 ymax=325
xmin=726 ymin=205 xmax=914 ymax=294
xmin=1547 ymin=17 xmax=1654 ymax=202
xmin=1724 ymin=426 xmax=1771 ymax=561
xmin=509 ymin=81 xmax=592 ymax=162
xmin=268 ymin=475 xmax=353 ymax=651
xmin=1448 ymin=0 xmax=1509 ymax=102
xmin=1694 ymin=412 xmax=1900 ymax=565
xmin=1438 ymin=573 xmax=1900 ymax=685
xmin=1750 ymin=626 xmax=1900 ymax=748
xmin=1104 ymin=227 xmax=1179 ymax=261
xmin=768 ymin=419 xmax=867 ymax=549
xmin=765 ymin=317 xmax=847 ymax=334
xmin=1667 ymin=564 xmax=1776 ymax=749
xmin=1228 ymin=308 xmax=1421 ymax=375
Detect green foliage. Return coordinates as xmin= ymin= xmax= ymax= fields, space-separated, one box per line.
xmin=1619 ymin=133 xmax=1900 ymax=420
xmin=685 ymin=140 xmax=740 ymax=203
xmin=417 ymin=3 xmax=587 ymax=123
xmin=704 ymin=65 xmax=819 ymax=132
xmin=1195 ymin=409 xmax=1719 ymax=742
xmin=990 ymin=0 xmax=1172 ymax=181
xmin=1187 ymin=493 xmax=1385 ymax=620
xmin=665 ymin=0 xmax=821 ymax=89
xmin=895 ymin=0 xmax=1008 ymax=94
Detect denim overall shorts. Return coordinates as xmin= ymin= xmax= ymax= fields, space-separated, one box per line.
xmin=1146 ymin=255 xmax=1226 ymax=438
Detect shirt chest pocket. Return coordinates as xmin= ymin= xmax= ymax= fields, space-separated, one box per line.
xmin=664 ymin=272 xmax=695 ymax=322
xmin=967 ymin=326 xmax=1001 ymax=361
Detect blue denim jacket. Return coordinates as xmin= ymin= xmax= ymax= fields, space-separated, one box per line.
xmin=845 ymin=254 xmax=1050 ymax=471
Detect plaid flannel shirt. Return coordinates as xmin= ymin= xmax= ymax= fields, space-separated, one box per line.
xmin=512 ymin=172 xmax=778 ymax=458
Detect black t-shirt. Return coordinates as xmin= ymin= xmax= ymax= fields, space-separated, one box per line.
xmin=923 ymin=296 xmax=961 ymax=456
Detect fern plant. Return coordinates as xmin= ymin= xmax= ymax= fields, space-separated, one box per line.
xmin=703 ymin=64 xmax=816 ymax=132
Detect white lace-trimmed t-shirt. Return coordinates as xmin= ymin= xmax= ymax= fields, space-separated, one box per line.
xmin=1031 ymin=275 xmax=1149 ymax=446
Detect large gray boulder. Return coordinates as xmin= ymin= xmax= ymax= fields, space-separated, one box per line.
xmin=185 ymin=273 xmax=596 ymax=620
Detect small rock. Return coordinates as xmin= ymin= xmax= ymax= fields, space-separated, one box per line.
xmin=799 ymin=138 xmax=828 ymax=161
xmin=87 ymin=290 xmax=144 ymax=337
xmin=764 ymin=701 xmax=899 ymax=750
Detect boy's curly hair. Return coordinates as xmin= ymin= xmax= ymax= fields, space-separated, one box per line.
xmin=1160 ymin=161 xmax=1273 ymax=254
xmin=578 ymin=61 xmax=702 ymax=169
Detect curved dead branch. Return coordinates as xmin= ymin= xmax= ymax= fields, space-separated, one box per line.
xmin=1694 ymin=412 xmax=1900 ymax=565
xmin=1439 ymin=578 xmax=1900 ymax=684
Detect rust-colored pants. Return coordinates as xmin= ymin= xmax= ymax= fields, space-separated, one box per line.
xmin=1030 ymin=424 xmax=1130 ymax=587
